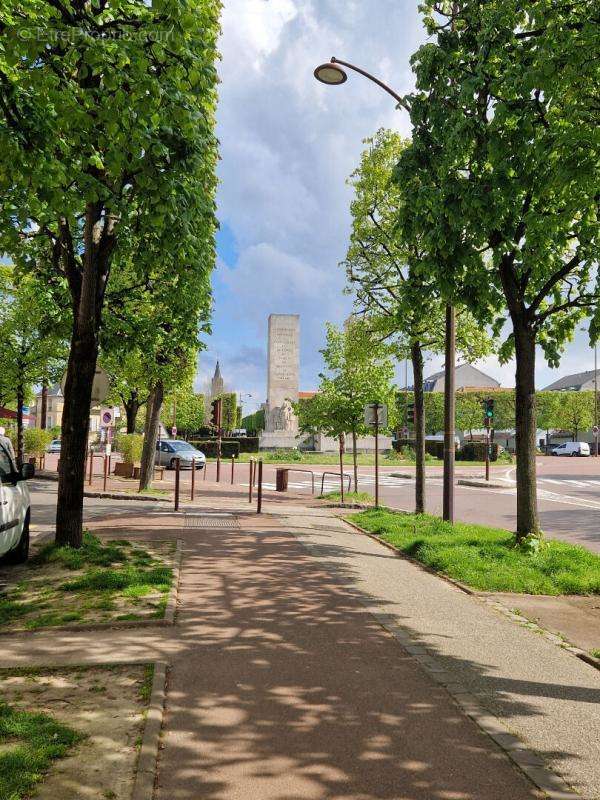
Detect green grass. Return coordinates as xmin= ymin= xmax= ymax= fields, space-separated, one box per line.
xmin=0 ymin=534 xmax=173 ymax=631
xmin=319 ymin=490 xmax=375 ymax=504
xmin=591 ymin=649 xmax=600 ymax=659
xmin=0 ymin=703 xmax=82 ymax=800
xmin=348 ymin=509 xmax=600 ymax=595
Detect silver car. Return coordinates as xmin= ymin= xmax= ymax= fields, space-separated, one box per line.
xmin=155 ymin=439 xmax=206 ymax=470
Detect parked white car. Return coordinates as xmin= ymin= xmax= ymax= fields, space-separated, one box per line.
xmin=46 ymin=439 xmax=61 ymax=454
xmin=0 ymin=436 xmax=34 ymax=563
xmin=155 ymin=439 xmax=206 ymax=470
xmin=551 ymin=441 xmax=591 ymax=457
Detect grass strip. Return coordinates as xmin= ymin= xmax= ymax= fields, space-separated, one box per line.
xmin=319 ymin=491 xmax=374 ymax=504
xmin=348 ymin=509 xmax=600 ymax=595
xmin=0 ymin=703 xmax=81 ymax=800
xmin=0 ymin=534 xmax=173 ymax=630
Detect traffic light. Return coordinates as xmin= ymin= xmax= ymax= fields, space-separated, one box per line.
xmin=483 ymin=398 xmax=494 ymax=422
xmin=210 ymin=398 xmax=222 ymax=429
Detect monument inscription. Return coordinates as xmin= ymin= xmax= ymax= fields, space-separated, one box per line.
xmin=261 ymin=314 xmax=300 ymax=447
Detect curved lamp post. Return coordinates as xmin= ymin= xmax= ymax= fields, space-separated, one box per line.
xmin=314 ymin=56 xmax=456 ymax=522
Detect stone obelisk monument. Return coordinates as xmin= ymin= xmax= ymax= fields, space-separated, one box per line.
xmin=259 ymin=314 xmax=300 ymax=449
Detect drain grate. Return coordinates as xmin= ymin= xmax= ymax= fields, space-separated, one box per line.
xmin=183 ymin=514 xmax=240 ymax=529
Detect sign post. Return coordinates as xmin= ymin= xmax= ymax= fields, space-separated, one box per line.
xmin=365 ymin=403 xmax=387 ymax=509
xmin=338 ymin=433 xmax=345 ymax=503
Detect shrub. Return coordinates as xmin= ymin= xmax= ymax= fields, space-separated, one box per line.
xmin=263 ymin=449 xmax=302 ymax=462
xmin=458 ymin=441 xmax=499 ymax=462
xmin=24 ymin=428 xmax=53 ymax=457
xmin=116 ymin=433 xmax=144 ymax=464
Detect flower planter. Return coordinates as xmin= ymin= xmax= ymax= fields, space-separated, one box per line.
xmin=114 ymin=461 xmax=135 ymax=478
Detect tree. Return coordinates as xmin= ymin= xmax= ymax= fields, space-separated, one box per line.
xmin=216 ymin=392 xmax=239 ymax=433
xmin=0 ymin=269 xmax=67 ymax=464
xmin=536 ymin=392 xmax=562 ymax=449
xmin=555 ymin=392 xmax=595 ymax=441
xmin=455 ymin=394 xmax=486 ymax=442
xmin=162 ymin=386 xmax=205 ymax=437
xmin=298 ymin=321 xmax=396 ymax=492
xmin=0 ymin=0 xmax=220 ymax=546
xmin=344 ymin=129 xmax=491 ymax=512
xmin=400 ymin=2 xmax=600 ymax=538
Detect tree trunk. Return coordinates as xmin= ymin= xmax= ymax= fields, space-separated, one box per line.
xmin=514 ymin=325 xmax=539 ymax=540
xmin=16 ymin=383 xmax=24 ymax=468
xmin=352 ymin=427 xmax=358 ymax=492
xmin=40 ymin=379 xmax=48 ymax=430
xmin=411 ymin=341 xmax=425 ymax=515
xmin=55 ymin=202 xmax=115 ymax=548
xmin=138 ymin=381 xmax=163 ymax=491
xmin=55 ymin=330 xmax=98 ymax=547
xmin=124 ymin=391 xmax=140 ymax=434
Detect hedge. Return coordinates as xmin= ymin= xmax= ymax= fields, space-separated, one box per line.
xmin=191 ymin=440 xmax=240 ymax=458
xmin=458 ymin=441 xmax=499 ymax=462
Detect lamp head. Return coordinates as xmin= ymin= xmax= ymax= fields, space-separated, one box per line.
xmin=314 ymin=61 xmax=347 ymax=86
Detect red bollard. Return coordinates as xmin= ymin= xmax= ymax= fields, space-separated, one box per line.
xmin=103 ymin=455 xmax=108 ymax=492
xmin=191 ymin=458 xmax=196 ymax=501
xmin=249 ymin=459 xmax=254 ymax=503
xmin=231 ymin=455 xmax=235 ymax=484
xmin=204 ymin=460 xmax=208 ymax=480
xmin=88 ymin=450 xmax=93 ymax=486
xmin=257 ymin=459 xmax=263 ymax=514
xmin=174 ymin=457 xmax=181 ymax=512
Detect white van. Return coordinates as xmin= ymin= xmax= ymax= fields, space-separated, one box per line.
xmin=551 ymin=441 xmax=591 ymax=457
xmin=0 ymin=437 xmax=33 ymax=562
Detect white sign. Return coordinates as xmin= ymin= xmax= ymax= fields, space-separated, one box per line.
xmin=171 ymin=426 xmax=177 ymax=437
xmin=593 ymin=426 xmax=599 ymax=436
xmin=364 ymin=403 xmax=388 ymax=427
xmin=61 ymin=366 xmax=110 ymax=405
xmin=105 ymin=443 xmax=112 ymax=457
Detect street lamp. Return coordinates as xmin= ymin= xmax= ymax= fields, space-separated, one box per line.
xmin=239 ymin=393 xmax=252 ymax=428
xmin=314 ymin=56 xmax=457 ymax=522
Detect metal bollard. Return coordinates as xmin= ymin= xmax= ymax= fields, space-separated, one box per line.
xmin=174 ymin=457 xmax=181 ymax=512
xmin=191 ymin=458 xmax=196 ymax=501
xmin=249 ymin=459 xmax=254 ymax=503
xmin=88 ymin=450 xmax=94 ymax=485
xmin=103 ymin=455 xmax=108 ymax=492
xmin=231 ymin=455 xmax=235 ymax=484
xmin=257 ymin=460 xmax=263 ymax=514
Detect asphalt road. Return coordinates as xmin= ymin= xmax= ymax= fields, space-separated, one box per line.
xmin=36 ymin=454 xmax=600 ymax=551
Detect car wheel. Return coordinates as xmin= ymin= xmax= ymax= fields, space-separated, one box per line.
xmin=7 ymin=512 xmax=29 ymax=564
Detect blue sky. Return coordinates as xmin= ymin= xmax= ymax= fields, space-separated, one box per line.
xmin=196 ymin=0 xmax=596 ymax=412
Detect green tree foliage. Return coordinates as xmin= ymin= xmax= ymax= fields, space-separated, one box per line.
xmin=344 ymin=129 xmax=491 ymax=511
xmin=0 ymin=1 xmax=220 ymax=543
xmin=0 ymin=268 xmax=67 ymax=464
xmin=555 ymin=392 xmax=595 ymax=440
xmin=400 ymin=2 xmax=600 ymax=538
xmin=162 ymin=387 xmax=205 ymax=437
xmin=216 ymin=392 xmax=239 ymax=433
xmin=297 ymin=321 xmax=396 ymax=491
xmin=242 ymin=409 xmax=265 ymax=434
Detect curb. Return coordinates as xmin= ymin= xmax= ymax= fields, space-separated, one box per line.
xmin=336 ymin=516 xmax=585 ymax=798
xmin=0 ymin=539 xmax=183 ymax=638
xmin=34 ymin=472 xmax=171 ymax=502
xmin=458 ymin=478 xmax=513 ymax=489
xmin=131 ymin=660 xmax=168 ymax=800
xmin=341 ymin=516 xmax=600 ymax=674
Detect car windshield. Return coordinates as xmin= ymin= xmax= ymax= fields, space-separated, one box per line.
xmin=169 ymin=441 xmax=196 ymax=451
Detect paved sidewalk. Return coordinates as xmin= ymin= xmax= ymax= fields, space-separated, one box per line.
xmin=281 ymin=507 xmax=600 ymax=798
xmin=1 ymin=500 xmax=542 ymax=800
xmin=3 ymin=492 xmax=598 ymax=798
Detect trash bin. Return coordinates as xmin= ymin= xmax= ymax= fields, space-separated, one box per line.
xmin=275 ymin=468 xmax=289 ymax=492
